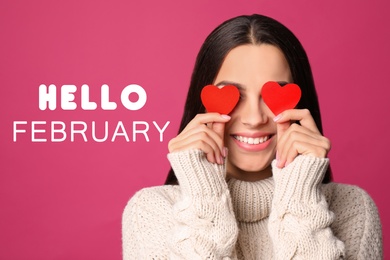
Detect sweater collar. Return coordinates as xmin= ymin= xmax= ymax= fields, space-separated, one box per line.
xmin=227 ymin=177 xmax=274 ymax=222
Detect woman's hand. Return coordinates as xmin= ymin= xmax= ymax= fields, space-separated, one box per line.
xmin=168 ymin=113 xmax=231 ymax=164
xmin=274 ymin=109 xmax=331 ymax=168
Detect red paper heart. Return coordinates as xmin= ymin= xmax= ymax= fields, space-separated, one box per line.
xmin=261 ymin=81 xmax=301 ymax=115
xmin=201 ymin=85 xmax=240 ymax=114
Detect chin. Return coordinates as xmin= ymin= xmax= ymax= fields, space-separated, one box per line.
xmin=235 ymin=162 xmax=270 ymax=173
xmin=227 ymin=151 xmax=275 ymax=175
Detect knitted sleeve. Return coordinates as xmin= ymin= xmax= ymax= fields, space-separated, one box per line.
xmin=324 ymin=183 xmax=383 ymax=259
xmin=122 ymin=149 xmax=238 ymax=259
xmin=122 ymin=187 xmax=176 ymax=259
xmin=166 ymin=149 xmax=238 ymax=259
xmin=268 ymin=155 xmax=345 ymax=259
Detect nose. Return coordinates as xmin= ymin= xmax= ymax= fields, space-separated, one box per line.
xmin=240 ymin=97 xmax=268 ymax=127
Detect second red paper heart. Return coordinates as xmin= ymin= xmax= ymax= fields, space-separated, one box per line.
xmin=261 ymin=81 xmax=301 ymax=116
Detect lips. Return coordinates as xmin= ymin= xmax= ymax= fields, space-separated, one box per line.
xmin=231 ymin=133 xmax=274 ymax=152
xmin=233 ymin=135 xmax=271 ymax=145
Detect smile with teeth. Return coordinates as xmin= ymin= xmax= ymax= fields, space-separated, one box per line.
xmin=233 ymin=135 xmax=271 ymax=145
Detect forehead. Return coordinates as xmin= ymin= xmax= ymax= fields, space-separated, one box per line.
xmin=214 ymin=44 xmax=292 ymax=86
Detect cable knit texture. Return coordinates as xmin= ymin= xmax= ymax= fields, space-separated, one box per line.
xmin=122 ymin=150 xmax=383 ymax=259
xmin=269 ymin=156 xmax=345 ymax=259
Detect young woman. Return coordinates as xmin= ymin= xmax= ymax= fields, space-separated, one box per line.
xmin=122 ymin=14 xmax=382 ymax=259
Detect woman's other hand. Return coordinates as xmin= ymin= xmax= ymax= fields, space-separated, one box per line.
xmin=274 ymin=109 xmax=331 ymax=168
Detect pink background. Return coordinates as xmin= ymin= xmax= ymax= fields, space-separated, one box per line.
xmin=1 ymin=0 xmax=389 ymax=259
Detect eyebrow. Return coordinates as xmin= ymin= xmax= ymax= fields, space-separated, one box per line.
xmin=215 ymin=81 xmax=245 ymax=90
xmin=215 ymin=80 xmax=290 ymax=89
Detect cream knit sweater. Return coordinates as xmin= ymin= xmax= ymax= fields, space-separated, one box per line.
xmin=122 ymin=150 xmax=382 ymax=259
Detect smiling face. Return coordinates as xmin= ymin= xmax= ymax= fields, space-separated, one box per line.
xmin=213 ymin=44 xmax=293 ymax=181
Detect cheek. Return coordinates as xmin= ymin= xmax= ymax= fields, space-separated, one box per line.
xmin=259 ymin=99 xmax=274 ymax=117
xmin=224 ymin=108 xmax=240 ymax=134
xmin=223 ymin=117 xmax=238 ymax=144
xmin=224 ymin=121 xmax=233 ymax=139
xmin=226 ymin=101 xmax=243 ymax=124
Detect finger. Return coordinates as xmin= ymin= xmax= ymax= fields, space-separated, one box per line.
xmin=278 ymin=123 xmax=327 ymax=144
xmin=284 ymin=140 xmax=328 ymax=166
xmin=277 ymin=137 xmax=314 ymax=168
xmin=172 ymin=137 xmax=223 ymax=164
xmin=169 ymin=129 xmax=221 ymax=154
xmin=175 ymin=124 xmax=224 ymax=153
xmin=275 ymin=119 xmax=290 ymax=167
xmin=274 ymin=109 xmax=320 ymax=134
xmin=168 ymin=113 xmax=231 ymax=164
xmin=278 ymin=124 xmax=330 ymax=153
xmin=276 ymin=120 xmax=290 ymax=143
xmin=168 ymin=129 xmax=224 ymax=164
xmin=277 ymin=127 xmax=330 ymax=167
xmin=184 ymin=113 xmax=231 ymax=133
xmin=278 ymin=132 xmax=312 ymax=167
